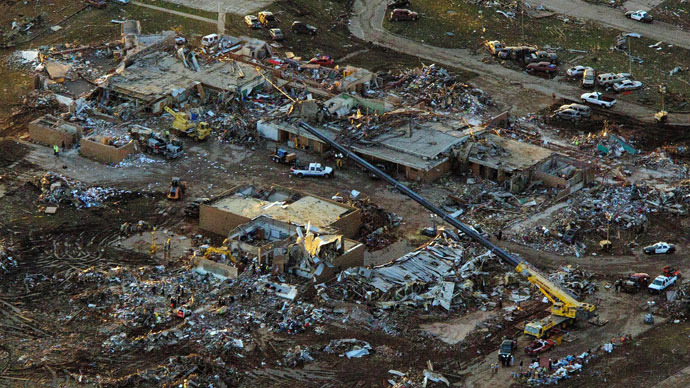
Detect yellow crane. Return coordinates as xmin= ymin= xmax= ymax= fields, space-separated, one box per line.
xmin=516 ymin=262 xmax=596 ymax=338
xmin=164 ymin=106 xmax=212 ymax=141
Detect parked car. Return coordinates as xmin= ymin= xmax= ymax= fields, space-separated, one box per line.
xmin=268 ymin=28 xmax=284 ymax=41
xmin=291 ymin=21 xmax=317 ymax=35
xmin=309 ymin=55 xmax=335 ymax=67
xmin=559 ymin=103 xmax=592 ymax=118
xmin=201 ymin=33 xmax=219 ymax=47
xmin=485 ymin=40 xmax=505 ymax=56
xmin=85 ymin=0 xmax=107 ymax=8
xmin=626 ymin=10 xmax=653 ymax=23
xmin=174 ymin=36 xmax=187 ymax=46
xmin=525 ymin=51 xmax=558 ymax=64
xmin=567 ymin=66 xmax=592 ymax=78
xmin=258 ymin=11 xmax=276 ymax=27
xmin=643 ymin=242 xmax=676 ymax=255
xmin=110 ymin=0 xmax=130 ymax=4
xmin=291 ymin=163 xmax=334 ymax=178
xmin=597 ymin=72 xmax=630 ymax=87
xmin=581 ymin=92 xmax=616 ymax=108
xmin=526 ymin=61 xmax=558 ymax=74
xmin=511 ymin=46 xmax=538 ymax=62
xmin=244 ymin=15 xmax=261 ymax=29
xmin=553 ymin=109 xmax=582 ymax=122
xmin=582 ymin=68 xmax=596 ymax=88
xmin=387 ymin=0 xmax=410 ymax=8
xmin=524 ymin=339 xmax=555 ymax=355
xmin=613 ymin=79 xmax=643 ymax=92
xmin=389 ymin=9 xmax=419 ymax=21
xmin=498 ymin=339 xmax=517 ymax=366
xmin=621 ymin=273 xmax=651 ymax=293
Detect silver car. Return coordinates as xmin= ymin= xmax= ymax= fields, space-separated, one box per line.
xmin=553 ymin=109 xmax=582 ymax=122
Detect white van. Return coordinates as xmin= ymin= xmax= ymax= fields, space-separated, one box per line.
xmin=581 ymin=68 xmax=596 ymax=88
xmin=201 ymin=33 xmax=219 ymax=47
xmin=597 ymin=72 xmax=629 ymax=86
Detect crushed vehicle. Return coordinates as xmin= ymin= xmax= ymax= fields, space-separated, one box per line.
xmin=526 ymin=61 xmax=558 ymax=74
xmin=582 ymin=68 xmax=596 ymax=88
xmin=581 ymin=92 xmax=616 ymax=108
xmin=309 ymin=55 xmax=335 ymax=67
xmin=643 ymin=242 xmax=676 ymax=255
xmin=597 ymin=72 xmax=630 ymax=87
xmin=562 ymin=227 xmax=580 ymax=242
xmin=389 ymin=9 xmax=419 ymax=21
xmin=387 ymin=0 xmax=410 ymax=8
xmin=291 ymin=163 xmax=334 ymax=178
xmin=269 ymin=28 xmax=284 ymax=41
xmin=498 ymin=339 xmax=517 ymax=366
xmin=553 ymin=109 xmax=582 ymax=122
xmin=626 ymin=10 xmax=653 ymax=23
xmin=525 ymin=51 xmax=558 ymax=65
xmin=485 ymin=40 xmax=505 ymax=56
xmin=524 ymin=339 xmax=555 ymax=355
xmin=258 ymin=11 xmax=276 ymax=27
xmin=566 ymin=66 xmax=592 ymax=78
xmin=146 ymin=136 xmax=184 ymax=159
xmin=558 ymin=103 xmax=592 ymax=118
xmin=201 ymin=33 xmax=219 ymax=47
xmin=244 ymin=15 xmax=261 ymax=29
xmin=291 ymin=21 xmax=317 ymax=35
xmin=613 ymin=79 xmax=643 ymax=92
xmin=621 ymin=273 xmax=650 ymax=293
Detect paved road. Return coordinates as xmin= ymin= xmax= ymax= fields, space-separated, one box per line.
xmin=349 ymin=0 xmax=657 ymax=121
xmin=545 ymin=0 xmax=690 ymax=49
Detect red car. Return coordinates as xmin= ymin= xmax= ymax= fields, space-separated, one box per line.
xmin=308 ymin=56 xmax=335 ymax=67
xmin=85 ymin=0 xmax=107 ymax=8
xmin=526 ymin=61 xmax=558 ymax=74
xmin=524 ymin=339 xmax=555 ymax=355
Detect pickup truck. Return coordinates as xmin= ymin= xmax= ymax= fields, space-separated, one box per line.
xmin=581 ymin=92 xmax=616 ymax=108
xmin=291 ymin=163 xmax=334 ymax=178
xmin=648 ymin=275 xmax=677 ymax=293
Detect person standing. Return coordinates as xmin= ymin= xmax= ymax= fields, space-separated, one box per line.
xmin=53 ymin=144 xmax=59 ymax=157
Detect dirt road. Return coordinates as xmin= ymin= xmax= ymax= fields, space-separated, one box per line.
xmin=544 ymin=0 xmax=690 ymax=49
xmin=349 ymin=0 xmax=659 ymax=121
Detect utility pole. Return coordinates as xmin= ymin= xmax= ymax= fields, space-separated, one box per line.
xmin=628 ymin=37 xmax=632 ymax=76
xmin=520 ymin=2 xmax=525 ymax=43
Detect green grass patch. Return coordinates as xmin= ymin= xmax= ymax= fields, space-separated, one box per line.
xmin=383 ymin=0 xmax=690 ymax=110
xmin=653 ymin=0 xmax=690 ymax=29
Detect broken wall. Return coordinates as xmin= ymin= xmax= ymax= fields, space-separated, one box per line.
xmin=330 ymin=209 xmax=362 ymax=239
xmin=199 ymin=205 xmax=251 ymax=236
xmin=190 ymin=256 xmax=238 ymax=279
xmin=29 ymin=115 xmax=83 ymax=147
xmin=79 ymin=137 xmax=136 ymax=164
xmin=405 ymin=159 xmax=452 ymax=182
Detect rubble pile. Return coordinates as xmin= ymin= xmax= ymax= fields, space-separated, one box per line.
xmin=350 ymin=197 xmax=402 ymax=249
xmin=332 ymin=234 xmax=517 ymax=311
xmin=0 ymin=241 xmax=18 ymax=274
xmin=384 ymin=64 xmax=493 ymax=114
xmin=33 ymin=173 xmax=130 ymax=209
xmin=548 ymin=265 xmax=598 ymax=297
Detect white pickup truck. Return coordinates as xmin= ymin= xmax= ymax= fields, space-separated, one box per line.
xmin=648 ymin=275 xmax=677 ymax=293
xmin=291 ymin=163 xmax=334 ymax=178
xmin=581 ymin=92 xmax=617 ymax=108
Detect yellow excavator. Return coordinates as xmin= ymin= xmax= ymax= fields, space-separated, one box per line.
xmin=164 ymin=106 xmax=212 ymax=141
xmin=201 ymin=240 xmax=238 ymax=265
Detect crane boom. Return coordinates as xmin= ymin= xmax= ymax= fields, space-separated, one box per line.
xmin=295 ymin=121 xmax=595 ymax=322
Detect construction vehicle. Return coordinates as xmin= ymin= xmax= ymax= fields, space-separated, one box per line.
xmin=295 ymin=121 xmax=597 ymax=339
xmin=198 ymin=240 xmax=238 ymax=265
xmin=130 ymin=125 xmax=184 ymax=159
xmin=599 ymin=213 xmax=612 ymax=251
xmin=662 ymin=266 xmax=681 ymax=278
xmin=655 ymin=85 xmax=668 ymax=123
xmin=271 ymin=148 xmax=297 ymax=165
xmin=167 ymin=177 xmax=186 ymax=200
xmin=164 ymin=106 xmax=211 ymax=141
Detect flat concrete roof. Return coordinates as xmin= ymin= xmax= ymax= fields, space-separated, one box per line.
xmin=468 ymin=134 xmax=554 ymax=172
xmin=370 ymin=127 xmax=462 ymax=160
xmin=211 ymin=194 xmax=351 ymax=231
xmin=107 ymin=52 xmax=263 ymax=102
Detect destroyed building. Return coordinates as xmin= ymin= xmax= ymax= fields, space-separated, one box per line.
xmin=458 ymin=133 xmax=594 ymax=193
xmin=79 ymin=135 xmax=137 ymax=165
xmin=96 ymin=49 xmax=268 ymax=113
xmin=199 ymin=185 xmax=362 ymax=238
xmin=29 ymin=114 xmax=83 ymax=147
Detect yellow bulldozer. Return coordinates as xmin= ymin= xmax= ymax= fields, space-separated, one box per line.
xmin=164 ymin=106 xmax=212 ymax=141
